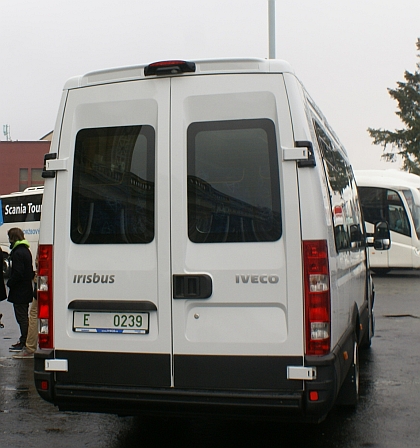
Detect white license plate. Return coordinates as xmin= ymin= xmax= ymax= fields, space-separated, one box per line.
xmin=73 ymin=311 xmax=149 ymax=334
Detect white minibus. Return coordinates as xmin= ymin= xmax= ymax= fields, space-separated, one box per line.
xmin=34 ymin=59 xmax=388 ymax=423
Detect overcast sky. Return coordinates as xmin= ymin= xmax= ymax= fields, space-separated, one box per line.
xmin=1 ymin=0 xmax=419 ymax=170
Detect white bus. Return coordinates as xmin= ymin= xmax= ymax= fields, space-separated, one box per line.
xmin=0 ymin=187 xmax=43 ymax=276
xmin=355 ymin=170 xmax=420 ymax=274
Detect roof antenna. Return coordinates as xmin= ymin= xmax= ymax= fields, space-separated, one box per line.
xmin=3 ymin=124 xmax=11 ymax=141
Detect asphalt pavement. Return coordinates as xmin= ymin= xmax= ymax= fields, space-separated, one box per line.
xmin=1 ymin=271 xmax=420 ymax=447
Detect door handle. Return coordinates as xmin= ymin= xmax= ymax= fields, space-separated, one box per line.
xmin=173 ymin=274 xmax=212 ymax=299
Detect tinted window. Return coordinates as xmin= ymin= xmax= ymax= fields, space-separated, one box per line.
xmin=71 ymin=126 xmax=155 ymax=244
xmin=402 ymin=189 xmax=420 ymax=238
xmin=187 ymin=119 xmax=281 ymax=243
xmin=314 ymin=120 xmax=363 ymax=251
xmin=358 ymin=187 xmax=411 ymax=237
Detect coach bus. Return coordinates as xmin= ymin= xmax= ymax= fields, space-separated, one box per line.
xmin=0 ymin=187 xmax=43 ymax=276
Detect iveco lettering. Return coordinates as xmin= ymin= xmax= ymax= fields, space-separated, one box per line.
xmin=235 ymin=275 xmax=279 ymax=284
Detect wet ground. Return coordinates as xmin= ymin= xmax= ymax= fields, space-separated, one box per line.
xmin=1 ymin=270 xmax=420 ymax=447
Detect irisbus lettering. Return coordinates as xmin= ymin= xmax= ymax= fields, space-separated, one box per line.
xmin=73 ymin=273 xmax=115 ymax=284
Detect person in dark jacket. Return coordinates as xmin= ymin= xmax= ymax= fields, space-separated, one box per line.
xmin=0 ymin=247 xmax=7 ymax=302
xmin=7 ymin=228 xmax=34 ymax=351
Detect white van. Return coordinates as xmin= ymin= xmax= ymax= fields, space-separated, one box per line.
xmin=355 ymin=169 xmax=420 ymax=274
xmin=34 ymin=59 xmax=389 ymax=423
xmin=0 ymin=187 xmax=43 ymax=275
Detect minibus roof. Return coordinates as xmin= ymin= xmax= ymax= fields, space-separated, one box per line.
xmin=63 ymin=58 xmax=295 ymax=89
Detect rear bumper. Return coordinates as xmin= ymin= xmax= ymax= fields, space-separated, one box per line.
xmin=34 ymin=339 xmax=352 ymax=422
xmin=38 ymin=380 xmax=305 ymax=421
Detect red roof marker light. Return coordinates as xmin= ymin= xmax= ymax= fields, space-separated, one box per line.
xmin=144 ymin=60 xmax=196 ymax=76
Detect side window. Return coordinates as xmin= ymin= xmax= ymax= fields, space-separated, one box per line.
xmin=358 ymin=187 xmax=411 ymax=237
xmin=71 ymin=125 xmax=155 ymax=244
xmin=402 ymin=189 xmax=420 ymax=238
xmin=187 ymin=119 xmax=281 ymax=243
xmin=387 ymin=190 xmax=410 ymax=236
xmin=348 ymin=176 xmax=365 ymax=246
xmin=313 ymin=119 xmax=362 ymax=251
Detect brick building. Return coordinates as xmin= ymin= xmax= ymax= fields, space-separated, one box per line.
xmin=0 ymin=138 xmax=51 ymax=195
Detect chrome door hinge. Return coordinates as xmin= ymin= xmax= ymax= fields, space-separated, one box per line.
xmin=282 ymin=141 xmax=316 ymax=167
xmin=42 ymin=153 xmax=68 ymax=178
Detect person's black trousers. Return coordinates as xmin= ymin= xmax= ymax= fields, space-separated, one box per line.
xmin=13 ymin=303 xmax=29 ymax=345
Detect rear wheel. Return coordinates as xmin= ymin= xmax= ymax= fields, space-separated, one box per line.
xmin=337 ymin=340 xmax=359 ymax=407
xmin=360 ymin=312 xmax=374 ymax=349
xmin=360 ymin=275 xmax=375 ymax=350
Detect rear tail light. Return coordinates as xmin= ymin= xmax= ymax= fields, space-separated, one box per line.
xmin=303 ymin=240 xmax=331 ymax=356
xmin=37 ymin=244 xmax=53 ymax=349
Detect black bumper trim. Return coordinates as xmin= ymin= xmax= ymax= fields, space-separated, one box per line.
xmin=34 ymin=331 xmax=354 ymax=422
xmin=55 ymin=383 xmax=303 ymax=416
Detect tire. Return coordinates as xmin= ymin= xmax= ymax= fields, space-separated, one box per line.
xmin=337 ymin=340 xmax=359 ymax=407
xmin=360 ymin=312 xmax=374 ymax=349
xmin=360 ymin=277 xmax=375 ymax=350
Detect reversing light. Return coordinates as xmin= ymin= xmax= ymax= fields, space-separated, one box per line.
xmin=144 ymin=60 xmax=196 ymax=76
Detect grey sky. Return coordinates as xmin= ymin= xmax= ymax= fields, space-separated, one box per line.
xmin=1 ymin=0 xmax=419 ymax=170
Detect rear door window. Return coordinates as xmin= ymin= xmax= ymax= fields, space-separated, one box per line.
xmin=71 ymin=125 xmax=155 ymax=244
xmin=187 ymin=119 xmax=281 ymax=243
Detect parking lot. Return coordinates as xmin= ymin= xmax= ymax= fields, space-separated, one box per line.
xmin=1 ymin=270 xmax=420 ymax=447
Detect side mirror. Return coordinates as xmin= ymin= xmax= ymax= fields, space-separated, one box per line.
xmin=367 ymin=221 xmax=391 ymax=250
xmin=350 ymin=224 xmax=363 ymax=248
